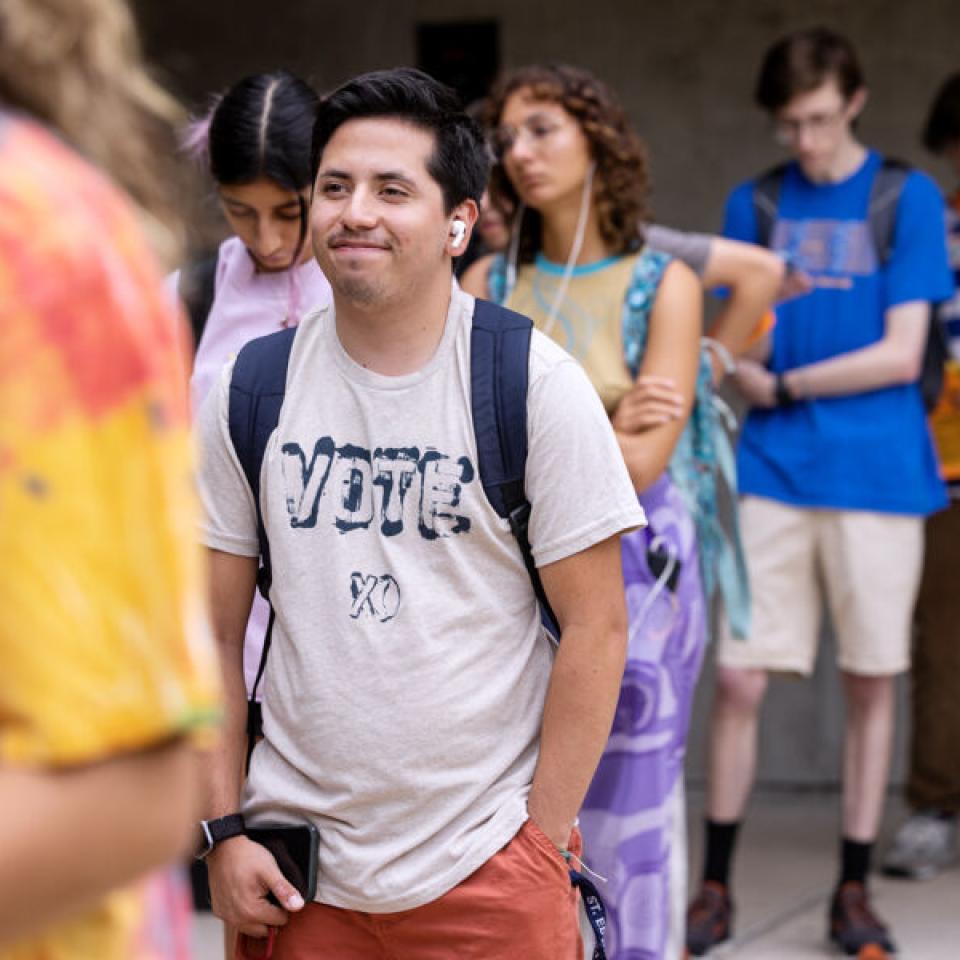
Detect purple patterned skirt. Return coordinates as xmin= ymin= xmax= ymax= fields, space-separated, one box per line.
xmin=580 ymin=473 xmax=707 ymax=960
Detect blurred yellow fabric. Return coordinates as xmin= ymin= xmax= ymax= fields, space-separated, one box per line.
xmin=0 ymin=117 xmax=219 ymax=958
xmin=929 ymin=359 xmax=960 ymax=483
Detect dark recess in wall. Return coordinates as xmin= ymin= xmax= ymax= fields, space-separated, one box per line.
xmin=416 ymin=20 xmax=500 ymax=106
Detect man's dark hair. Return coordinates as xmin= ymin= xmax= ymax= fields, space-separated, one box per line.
xmin=755 ymin=26 xmax=864 ymax=113
xmin=311 ymin=68 xmax=489 ymax=213
xmin=923 ymin=72 xmax=960 ymax=154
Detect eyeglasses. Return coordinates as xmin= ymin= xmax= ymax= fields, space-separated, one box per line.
xmin=491 ymin=117 xmax=568 ymax=159
xmin=772 ymin=104 xmax=848 ymax=145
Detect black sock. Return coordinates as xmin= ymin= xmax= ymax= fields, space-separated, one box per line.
xmin=703 ymin=818 xmax=741 ymax=888
xmin=839 ymin=837 xmax=873 ymax=887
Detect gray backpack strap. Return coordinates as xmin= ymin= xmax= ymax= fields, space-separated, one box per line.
xmin=868 ymin=157 xmax=910 ymax=265
xmin=753 ymin=158 xmax=910 ymax=263
xmin=751 ymin=163 xmax=790 ymax=248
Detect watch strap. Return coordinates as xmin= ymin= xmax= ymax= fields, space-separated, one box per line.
xmin=774 ymin=372 xmax=795 ymax=406
xmin=197 ymin=813 xmax=246 ymax=859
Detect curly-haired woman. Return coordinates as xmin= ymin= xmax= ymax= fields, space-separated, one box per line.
xmin=462 ymin=63 xmax=725 ymax=960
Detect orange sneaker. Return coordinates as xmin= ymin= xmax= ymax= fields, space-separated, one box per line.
xmin=685 ymin=881 xmax=733 ymax=956
xmin=829 ymin=882 xmax=897 ymax=957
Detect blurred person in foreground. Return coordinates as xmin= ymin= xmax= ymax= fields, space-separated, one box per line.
xmin=0 ymin=0 xmax=221 ymax=957
xmin=882 ymin=71 xmax=960 ymax=882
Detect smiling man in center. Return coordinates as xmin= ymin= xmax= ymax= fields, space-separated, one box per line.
xmin=195 ymin=67 xmax=644 ymax=959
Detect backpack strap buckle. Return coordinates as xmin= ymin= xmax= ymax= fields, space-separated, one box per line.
xmin=507 ymin=501 xmax=531 ymax=540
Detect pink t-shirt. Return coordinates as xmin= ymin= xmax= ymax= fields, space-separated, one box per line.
xmin=188 ymin=235 xmax=332 ymax=410
xmin=173 ymin=235 xmax=332 ymax=694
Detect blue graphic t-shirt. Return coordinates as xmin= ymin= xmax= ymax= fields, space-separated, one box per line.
xmin=724 ymin=150 xmax=953 ymax=515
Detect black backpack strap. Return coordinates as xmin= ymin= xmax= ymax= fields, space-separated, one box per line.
xmin=751 ymin=163 xmax=790 ymax=248
xmin=227 ymin=326 xmax=297 ymax=771
xmin=470 ymin=299 xmax=560 ymax=640
xmin=177 ymin=254 xmax=218 ymax=347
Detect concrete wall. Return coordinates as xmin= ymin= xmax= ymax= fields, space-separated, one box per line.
xmin=133 ymin=0 xmax=956 ymax=786
xmin=135 ymin=0 xmax=960 ymax=226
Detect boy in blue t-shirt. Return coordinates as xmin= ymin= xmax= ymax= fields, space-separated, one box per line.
xmin=686 ymin=27 xmax=953 ymax=960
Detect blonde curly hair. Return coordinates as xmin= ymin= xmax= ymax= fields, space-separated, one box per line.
xmin=0 ymin=0 xmax=186 ymax=265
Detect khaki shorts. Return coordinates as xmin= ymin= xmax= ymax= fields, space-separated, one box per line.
xmin=718 ymin=496 xmax=924 ymax=677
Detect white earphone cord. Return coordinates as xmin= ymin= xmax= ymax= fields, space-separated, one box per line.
xmin=503 ymin=161 xmax=596 ymax=312
xmin=505 ymin=204 xmax=524 ymax=294
xmin=542 ymin=162 xmax=596 ymax=340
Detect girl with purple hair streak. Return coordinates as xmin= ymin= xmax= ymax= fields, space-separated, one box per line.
xmin=463 ymin=64 xmax=721 ymax=960
xmin=171 ymin=71 xmax=331 ymax=700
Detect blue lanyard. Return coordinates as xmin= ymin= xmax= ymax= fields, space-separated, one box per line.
xmin=570 ymin=869 xmax=608 ymax=960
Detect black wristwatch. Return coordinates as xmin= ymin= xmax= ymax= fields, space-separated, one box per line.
xmin=196 ymin=813 xmax=246 ymax=860
xmin=774 ymin=372 xmax=795 ymax=407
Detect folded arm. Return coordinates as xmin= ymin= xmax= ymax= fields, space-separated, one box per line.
xmin=613 ymin=259 xmax=701 ymax=488
xmin=701 ymin=236 xmax=785 ymax=381
xmin=736 ymin=301 xmax=930 ymax=407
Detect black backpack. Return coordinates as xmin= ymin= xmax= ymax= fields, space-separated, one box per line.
xmin=752 ymin=158 xmax=948 ymax=411
xmin=177 ymin=254 xmax=218 ymax=347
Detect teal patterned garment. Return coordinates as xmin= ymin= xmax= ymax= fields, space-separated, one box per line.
xmin=487 ymin=250 xmax=750 ymax=639
xmin=620 ymin=252 xmax=750 ymax=640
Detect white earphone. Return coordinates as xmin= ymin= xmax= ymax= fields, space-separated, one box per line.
xmin=450 ymin=219 xmax=467 ymax=249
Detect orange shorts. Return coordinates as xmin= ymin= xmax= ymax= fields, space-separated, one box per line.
xmin=237 ymin=820 xmax=583 ymax=960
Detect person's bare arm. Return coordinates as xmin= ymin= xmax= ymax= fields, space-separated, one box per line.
xmin=735 ymin=301 xmax=929 ymax=407
xmin=203 ymin=549 xmax=305 ymax=938
xmin=701 ymin=237 xmax=784 ymax=380
xmin=204 ymin=549 xmax=258 ymax=822
xmin=613 ymin=260 xmax=701 ymax=489
xmin=0 ymin=737 xmax=199 ymax=949
xmin=459 ymin=253 xmax=497 ymax=298
xmin=526 ymin=534 xmax=628 ymax=847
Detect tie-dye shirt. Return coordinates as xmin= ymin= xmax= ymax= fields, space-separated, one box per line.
xmin=0 ymin=116 xmax=220 ymax=958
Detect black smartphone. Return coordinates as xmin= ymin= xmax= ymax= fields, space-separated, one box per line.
xmin=246 ymin=821 xmax=319 ymax=904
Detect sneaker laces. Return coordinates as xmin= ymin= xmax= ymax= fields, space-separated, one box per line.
xmin=689 ymin=883 xmax=728 ymax=925
xmin=836 ymin=884 xmax=888 ymax=935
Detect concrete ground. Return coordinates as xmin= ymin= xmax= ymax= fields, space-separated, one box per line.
xmin=192 ymin=790 xmax=960 ymax=959
xmin=684 ymin=790 xmax=959 ymax=959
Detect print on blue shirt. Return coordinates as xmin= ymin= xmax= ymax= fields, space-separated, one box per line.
xmin=772 ymin=219 xmax=876 ymax=281
xmin=281 ymin=436 xmax=475 ymax=539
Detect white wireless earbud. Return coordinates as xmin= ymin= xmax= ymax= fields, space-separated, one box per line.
xmin=450 ymin=219 xmax=467 ymax=249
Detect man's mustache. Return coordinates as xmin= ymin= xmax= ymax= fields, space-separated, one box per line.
xmin=327 ymin=232 xmax=393 ymax=250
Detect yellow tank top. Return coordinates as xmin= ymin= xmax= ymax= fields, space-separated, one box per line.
xmin=506 ymin=253 xmax=640 ymax=414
